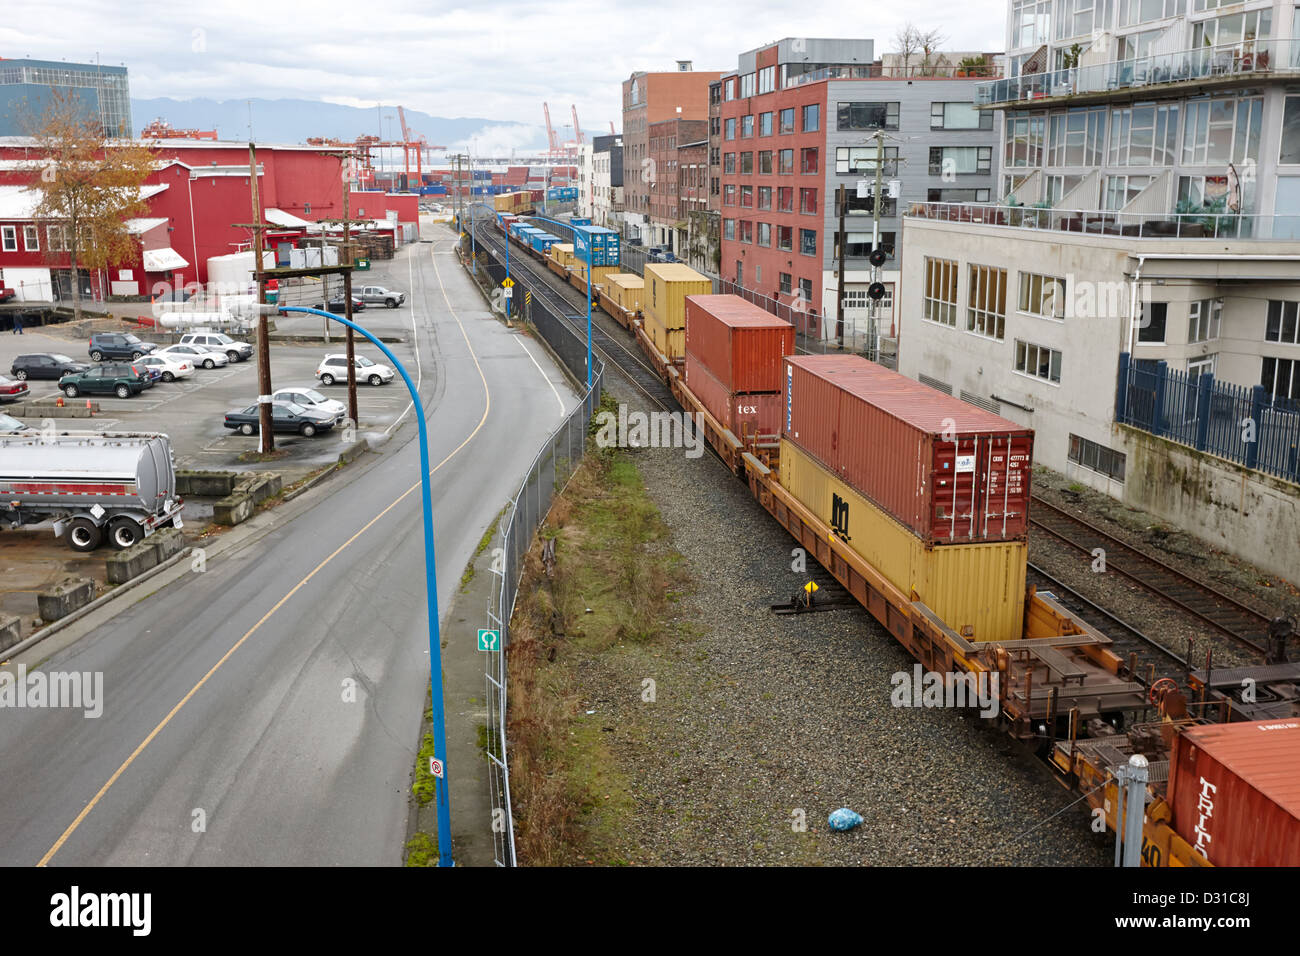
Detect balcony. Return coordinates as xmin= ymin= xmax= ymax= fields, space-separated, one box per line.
xmin=906 ymin=201 xmax=1300 ymax=240
xmin=786 ymin=63 xmax=1000 ymax=89
xmin=975 ymin=39 xmax=1300 ymax=108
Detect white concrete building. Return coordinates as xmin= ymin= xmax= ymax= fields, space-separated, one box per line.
xmin=577 ymin=142 xmax=594 ymax=219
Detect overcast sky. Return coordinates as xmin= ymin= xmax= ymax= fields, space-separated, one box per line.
xmin=4 ymin=0 xmax=1007 ymax=149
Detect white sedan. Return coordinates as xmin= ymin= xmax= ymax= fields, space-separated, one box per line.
xmin=156 ymin=343 xmax=229 ymax=370
xmin=134 ymin=353 xmax=195 ymax=383
xmin=271 ymin=386 xmax=347 ymax=425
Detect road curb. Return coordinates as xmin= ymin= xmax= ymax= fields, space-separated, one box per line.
xmin=1 ymin=546 xmax=194 ymax=661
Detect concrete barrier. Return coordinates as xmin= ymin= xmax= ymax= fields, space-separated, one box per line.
xmin=37 ymin=578 xmax=96 ymax=623
xmin=105 ymin=540 xmax=161 ymax=585
xmin=241 ymin=472 xmax=282 ymax=505
xmin=8 ymin=401 xmax=100 ymax=418
xmin=0 ymin=614 xmax=21 ymax=653
xmin=150 ymin=527 xmax=186 ymax=562
xmin=213 ymin=492 xmax=254 ymax=526
xmin=175 ymin=470 xmax=242 ymax=496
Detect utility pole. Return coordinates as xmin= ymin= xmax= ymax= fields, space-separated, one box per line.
xmin=247 ymin=143 xmax=273 ymax=453
xmin=342 ymin=177 xmax=358 ymax=427
xmin=870 ymin=128 xmax=885 ymax=362
xmin=835 ymin=183 xmax=846 ymax=349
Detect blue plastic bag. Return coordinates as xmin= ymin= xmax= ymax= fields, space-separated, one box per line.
xmin=828 ymin=808 xmax=863 ymax=831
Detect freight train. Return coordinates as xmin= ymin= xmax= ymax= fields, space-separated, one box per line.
xmin=480 ymin=211 xmax=1300 ymax=867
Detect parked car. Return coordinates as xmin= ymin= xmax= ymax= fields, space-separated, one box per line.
xmin=0 ymin=412 xmax=31 ymax=431
xmin=0 ymin=284 xmax=15 ymax=303
xmin=155 ymin=343 xmax=229 ymax=370
xmin=270 ymin=386 xmax=346 ymax=424
xmin=0 ymin=375 xmax=30 ymax=402
xmin=178 ymin=331 xmax=254 ymax=363
xmin=88 ymin=332 xmax=158 ymax=361
xmin=320 ymin=294 xmax=366 ymax=314
xmin=223 ymin=401 xmax=335 ymax=437
xmin=315 ymin=353 xmax=395 ymax=386
xmin=59 ymin=363 xmax=151 ymax=399
xmin=356 ymin=285 xmax=406 ymax=308
xmin=134 ymin=353 xmax=194 ymax=383
xmin=11 ymin=353 xmax=89 ymax=381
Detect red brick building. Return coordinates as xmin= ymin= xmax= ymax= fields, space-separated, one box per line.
xmin=648 ymin=117 xmax=706 ymax=239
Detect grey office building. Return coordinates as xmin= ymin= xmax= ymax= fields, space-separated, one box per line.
xmin=0 ymin=58 xmax=132 ymax=136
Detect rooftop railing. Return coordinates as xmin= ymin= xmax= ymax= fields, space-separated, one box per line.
xmin=905 ymin=200 xmax=1300 ymax=240
xmin=786 ymin=63 xmax=999 ymax=88
xmin=975 ymin=38 xmax=1300 ymax=106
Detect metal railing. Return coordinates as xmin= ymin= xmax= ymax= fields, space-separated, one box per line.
xmin=1116 ymin=353 xmax=1300 ymax=483
xmin=906 ymin=200 xmax=1300 ymax=240
xmin=976 ymin=38 xmax=1300 ymax=105
xmin=465 ymin=236 xmax=604 ymax=867
xmin=786 ymin=63 xmax=999 ymax=88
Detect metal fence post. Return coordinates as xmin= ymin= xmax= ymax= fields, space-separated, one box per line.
xmin=1194 ymin=371 xmax=1214 ymax=451
xmin=1151 ymin=360 xmax=1168 ymax=437
xmin=1115 ymin=352 xmax=1130 ymax=424
xmin=1246 ymin=385 xmax=1265 ymax=471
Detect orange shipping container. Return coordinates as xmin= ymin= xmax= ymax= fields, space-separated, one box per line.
xmin=685 ymin=294 xmax=793 ymax=394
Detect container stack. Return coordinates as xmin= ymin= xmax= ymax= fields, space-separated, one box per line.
xmin=780 ymin=354 xmax=1034 ymax=641
xmin=642 ymin=263 xmax=712 ymax=360
xmin=684 ymin=294 xmax=793 ymax=446
xmin=602 ymin=273 xmax=643 ymax=315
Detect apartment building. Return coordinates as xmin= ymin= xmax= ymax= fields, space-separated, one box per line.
xmin=592 ymin=133 xmax=623 ymax=228
xmin=647 ymin=117 xmax=707 ymax=249
xmin=716 ymin=38 xmax=999 ymax=342
xmin=577 ymin=142 xmax=594 ymax=218
xmin=0 ymin=58 xmax=132 ymax=136
xmin=620 ymin=63 xmax=722 ymax=243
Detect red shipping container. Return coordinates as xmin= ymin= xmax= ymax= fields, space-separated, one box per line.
xmin=684 ymin=355 xmax=783 ymax=443
xmin=684 ymin=295 xmax=795 ymax=394
xmin=783 ymin=355 xmax=1033 ymax=545
xmin=1167 ymin=720 xmax=1300 ymax=867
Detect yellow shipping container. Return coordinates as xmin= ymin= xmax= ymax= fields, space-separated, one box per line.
xmin=779 ymin=438 xmax=1026 ymax=641
xmin=549 ymin=243 xmax=574 ymax=268
xmin=643 ymin=309 xmax=685 ymax=360
xmin=574 ymin=263 xmax=619 ymax=292
xmin=493 ymin=193 xmax=513 ymax=213
xmin=603 ymin=273 xmax=643 ymax=313
xmin=644 ymin=264 xmax=711 ymax=332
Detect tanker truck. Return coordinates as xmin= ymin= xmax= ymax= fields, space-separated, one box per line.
xmin=0 ymin=432 xmax=184 ymax=552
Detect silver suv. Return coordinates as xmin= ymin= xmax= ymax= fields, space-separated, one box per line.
xmin=178 ymin=332 xmax=254 ymax=363
xmin=356 ymin=285 xmax=406 ymax=308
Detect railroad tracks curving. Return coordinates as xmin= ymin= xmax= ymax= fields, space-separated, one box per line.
xmin=1029 ymin=495 xmax=1274 ymax=657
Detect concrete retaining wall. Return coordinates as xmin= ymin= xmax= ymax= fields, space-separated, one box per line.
xmin=1116 ymin=425 xmax=1300 ymax=587
xmin=8 ymin=401 xmax=100 ymax=418
xmin=37 ymin=578 xmax=96 ymax=623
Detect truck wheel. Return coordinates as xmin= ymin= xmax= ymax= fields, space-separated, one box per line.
xmin=108 ymin=517 xmax=143 ymax=550
xmin=114 ymin=384 xmax=130 ymax=399
xmin=67 ymin=517 xmax=102 ymax=552
xmin=239 ymin=423 xmax=254 ymax=435
xmin=299 ymin=423 xmax=317 ymax=437
xmin=386 ymin=299 xmax=398 ymax=308
xmin=63 ymin=384 xmax=79 ymax=398
xmin=227 ymin=351 xmax=239 ymax=363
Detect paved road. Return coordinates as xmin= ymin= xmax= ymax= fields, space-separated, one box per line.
xmin=0 ymin=230 xmax=578 ymax=865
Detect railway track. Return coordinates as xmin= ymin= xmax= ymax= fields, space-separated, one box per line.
xmin=1029 ymin=494 xmax=1274 ymax=657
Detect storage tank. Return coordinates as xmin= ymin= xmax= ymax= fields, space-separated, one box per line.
xmin=0 ymin=432 xmax=177 ymax=514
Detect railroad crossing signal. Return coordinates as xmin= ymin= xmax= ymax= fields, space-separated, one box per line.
xmin=429 ymin=757 xmax=444 ymax=778
xmin=502 ymin=277 xmax=515 ymax=287
xmin=478 ymin=628 xmax=500 ymax=651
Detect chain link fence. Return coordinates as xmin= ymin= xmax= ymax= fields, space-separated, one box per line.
xmin=463 ymin=235 xmax=604 ymax=867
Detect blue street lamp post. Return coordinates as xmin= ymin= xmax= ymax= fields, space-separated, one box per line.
xmin=280 ymin=305 xmax=454 ymax=867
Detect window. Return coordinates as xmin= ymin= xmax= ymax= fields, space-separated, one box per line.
xmin=725 ymin=118 xmax=736 ymax=140
xmin=931 ymin=102 xmax=993 ymax=130
xmin=1138 ymin=301 xmax=1168 ymax=343
xmin=1284 ymin=97 xmax=1300 ymax=165
xmin=1266 ymin=300 xmax=1300 ymax=344
xmin=1013 ymin=0 xmax=1052 ymax=46
xmin=758 ymin=66 xmax=776 ymax=95
xmin=760 ymin=112 xmax=773 ymax=137
xmin=799 ymin=229 xmax=817 ymax=256
xmin=967 ymin=265 xmax=1007 ymax=339
xmin=801 ymin=147 xmax=819 ymax=174
xmin=711 ymin=177 xmax=720 ymax=196
xmin=837 ymin=101 xmax=899 ymax=130
xmin=1004 ymin=113 xmax=1046 ymax=168
xmin=780 ymin=108 xmax=796 ymax=133
xmin=740 ymin=73 xmax=756 ymax=98
xmin=844 ymin=231 xmax=895 ymax=258
xmin=1018 ymin=273 xmax=1066 ymax=319
xmin=1 ymin=225 xmax=16 ymax=252
xmin=1103 ymin=174 xmax=1153 ymax=210
xmin=779 ymin=272 xmax=792 ymax=295
xmin=923 ymin=257 xmax=958 ymax=326
xmin=1120 ymin=0 xmax=1185 ymax=26
xmin=1068 ymin=434 xmax=1126 ymax=481
xmin=777 ymin=187 xmax=794 ymax=212
xmin=22 ymin=225 xmax=39 ymax=251
xmin=1047 ymin=108 xmax=1105 ymax=168
xmin=843 ymin=193 xmax=895 ymax=216
xmin=757 ymin=186 xmax=772 ymax=209
xmin=757 ymin=222 xmax=772 ymax=247
xmin=777 ymin=225 xmax=793 ymax=251
xmin=1108 ymin=103 xmax=1179 ymax=166
xmin=1191 ymin=9 xmax=1272 ymax=47
xmin=802 ymin=103 xmax=820 ymax=132
xmin=844 ymin=284 xmax=894 ymax=313
xmin=928 ymin=146 xmax=992 ymax=175
xmin=1262 ymin=358 xmax=1300 ymax=401
xmin=799 ymin=188 xmax=817 ymax=214
xmin=740 ymin=185 xmax=753 ymax=207
xmin=1182 ymin=96 xmax=1263 ymax=166
xmin=836 ymin=146 xmax=898 ymax=175
xmin=724 ymin=152 xmax=736 ymax=174
xmin=724 ymin=218 xmax=736 ymax=240
xmin=724 ymin=184 xmax=736 ymax=206
xmin=1190 ymin=298 xmax=1224 ymax=342
xmin=742 ymin=115 xmax=754 ymax=138
xmin=927 ymin=188 xmax=991 ymax=202
xmin=740 ymin=220 xmax=753 ymax=243
xmin=1015 ymin=340 xmax=1063 ymax=383
xmin=759 ymin=151 xmax=773 ymax=175
xmin=724 ymin=78 xmax=736 ymax=101
xmin=798 ymin=278 xmax=813 ymax=304
xmin=740 ymin=152 xmax=753 ymax=175
xmin=778 ymin=149 xmax=794 ymax=174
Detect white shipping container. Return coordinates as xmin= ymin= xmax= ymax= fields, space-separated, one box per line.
xmin=206 ymin=251 xmax=275 ymax=292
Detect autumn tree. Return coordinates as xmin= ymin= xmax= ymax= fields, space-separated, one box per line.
xmin=23 ymin=88 xmax=156 ymax=321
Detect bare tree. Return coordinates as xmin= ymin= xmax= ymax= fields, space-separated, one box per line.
xmin=894 ymin=23 xmax=923 ymax=75
xmin=919 ymin=27 xmax=949 ymax=75
xmin=23 ymin=88 xmax=156 ymax=321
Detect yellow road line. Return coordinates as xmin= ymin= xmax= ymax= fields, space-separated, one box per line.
xmin=38 ymin=247 xmax=491 ymax=867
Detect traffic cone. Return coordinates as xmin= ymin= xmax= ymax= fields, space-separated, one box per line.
xmin=86 ymin=399 xmax=92 ymax=411
xmin=56 ymin=396 xmax=64 ymax=408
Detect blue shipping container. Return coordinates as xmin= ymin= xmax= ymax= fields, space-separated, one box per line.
xmin=529 ymin=232 xmax=559 ymax=254
xmin=569 ymin=217 xmax=592 ymax=226
xmin=571 ymin=225 xmax=620 ymax=268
